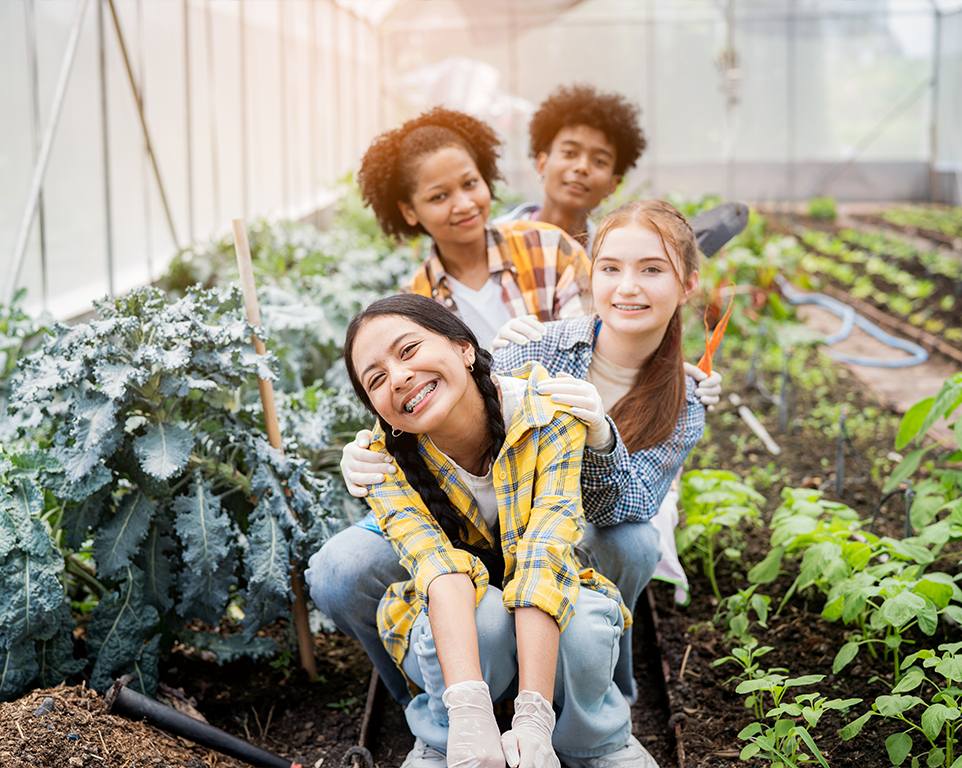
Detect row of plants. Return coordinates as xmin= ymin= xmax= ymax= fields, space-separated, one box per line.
xmin=677 ymin=371 xmax=962 ymax=766
xmin=878 ymin=206 xmax=962 ymax=241
xmin=797 ymin=228 xmax=962 ymax=343
xmin=838 ymin=228 xmax=962 ymax=284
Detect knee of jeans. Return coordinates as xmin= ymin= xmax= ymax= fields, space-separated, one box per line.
xmin=558 ymin=592 xmax=622 ymax=681
xmin=305 ymin=539 xmax=365 ymax=618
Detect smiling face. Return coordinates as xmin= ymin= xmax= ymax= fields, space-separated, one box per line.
xmin=536 ymin=124 xmax=620 ymax=216
xmin=592 ymin=224 xmax=698 ymax=343
xmin=397 ymin=145 xmax=492 ymax=254
xmin=352 ymin=314 xmax=477 ymax=438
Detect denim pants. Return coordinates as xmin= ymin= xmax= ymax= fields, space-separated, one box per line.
xmin=401 ymin=586 xmax=631 ymax=758
xmin=304 ymin=519 xmax=661 ymax=706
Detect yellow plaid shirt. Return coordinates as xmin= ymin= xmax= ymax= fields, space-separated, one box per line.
xmin=401 ymin=221 xmax=593 ymax=322
xmin=365 ymin=362 xmax=630 ymax=669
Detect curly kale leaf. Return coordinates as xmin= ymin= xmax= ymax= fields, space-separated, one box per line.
xmin=86 ymin=566 xmax=159 ymax=693
xmin=62 ymin=486 xmax=111 ymax=552
xmin=54 ymin=392 xmax=123 ymax=483
xmin=173 ymin=478 xmax=236 ymax=624
xmin=35 ymin=602 xmax=85 ymax=688
xmin=133 ymin=422 xmax=194 ymax=481
xmin=242 ymin=500 xmax=293 ymax=638
xmin=122 ymin=634 xmax=160 ymax=698
xmin=0 ymin=642 xmax=38 ymax=702
xmin=180 ymin=631 xmax=278 ymax=665
xmin=93 ymin=489 xmax=157 ymax=580
xmin=1 ymin=479 xmax=49 ymax=557
xmin=136 ymin=520 xmax=177 ymax=615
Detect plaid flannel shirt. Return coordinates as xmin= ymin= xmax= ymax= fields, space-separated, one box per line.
xmin=401 ymin=221 xmax=592 ymax=322
xmin=492 ymin=315 xmax=706 ymax=526
xmin=364 ymin=362 xmax=630 ymax=669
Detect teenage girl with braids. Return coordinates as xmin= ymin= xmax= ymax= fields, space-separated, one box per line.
xmin=342 ymin=293 xmax=652 ymax=768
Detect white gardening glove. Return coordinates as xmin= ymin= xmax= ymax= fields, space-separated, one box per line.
xmin=491 ymin=315 xmax=547 ymax=350
xmin=441 ymin=680 xmax=505 ymax=768
xmin=501 ymin=690 xmax=560 ymax=768
xmin=683 ymin=362 xmax=723 ymax=411
xmin=537 ymin=372 xmax=613 ymax=451
xmin=339 ymin=429 xmax=397 ymax=498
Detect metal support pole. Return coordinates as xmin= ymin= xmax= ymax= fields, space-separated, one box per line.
xmin=105 ymin=0 xmax=181 ymax=250
xmin=24 ymin=0 xmax=49 ymax=310
xmin=333 ymin=4 xmax=342 ymax=176
xmin=279 ymin=0 xmax=289 ymax=211
xmin=205 ymin=0 xmax=220 ymax=228
xmin=184 ymin=0 xmax=194 ymax=242
xmin=787 ymin=0 xmax=796 ymax=208
xmin=137 ymin=0 xmax=153 ymax=280
xmin=309 ymin=0 xmax=318 ymax=201
xmin=5 ymin=0 xmax=92 ymax=306
xmin=929 ymin=9 xmax=942 ymax=203
xmin=353 ymin=12 xmax=362 ymax=165
xmin=239 ymin=0 xmax=249 ymax=219
xmin=646 ymin=0 xmax=657 ymax=195
xmin=98 ymin=0 xmax=116 ymax=297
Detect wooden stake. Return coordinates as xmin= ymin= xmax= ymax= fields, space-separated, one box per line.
xmin=232 ymin=218 xmax=317 ymax=680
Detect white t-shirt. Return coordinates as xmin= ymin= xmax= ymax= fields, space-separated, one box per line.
xmin=445 ymin=275 xmax=512 ymax=351
xmin=430 ymin=376 xmax=527 ymax=530
xmin=585 ymin=350 xmax=635 ymax=411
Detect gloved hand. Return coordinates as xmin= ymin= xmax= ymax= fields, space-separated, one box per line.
xmin=537 ymin=373 xmax=613 ymax=451
xmin=491 ymin=315 xmax=547 ymax=350
xmin=339 ymin=429 xmax=396 ymax=498
xmin=442 ymin=680 xmax=505 ymax=768
xmin=683 ymin=362 xmax=723 ymax=411
xmin=501 ymin=690 xmax=560 ymax=768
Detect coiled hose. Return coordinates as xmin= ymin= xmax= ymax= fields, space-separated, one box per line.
xmin=775 ymin=275 xmax=928 ymax=368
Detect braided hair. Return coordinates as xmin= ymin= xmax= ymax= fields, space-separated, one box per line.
xmin=344 ymin=294 xmax=508 ymax=583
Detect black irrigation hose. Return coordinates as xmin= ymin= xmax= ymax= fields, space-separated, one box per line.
xmin=105 ymin=679 xmax=302 ymax=768
xmin=868 ymin=482 xmax=916 ymax=539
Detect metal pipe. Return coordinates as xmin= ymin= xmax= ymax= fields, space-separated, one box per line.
xmin=309 ymin=0 xmax=318 ymax=200
xmin=205 ymin=0 xmax=220 ymax=228
xmin=279 ymin=0 xmax=289 ymax=211
xmin=105 ymin=0 xmax=181 ymax=251
xmin=184 ymin=0 xmax=194 ymax=242
xmin=929 ymin=8 xmax=942 ymax=203
xmin=98 ymin=0 xmax=115 ymax=298
xmin=137 ymin=0 xmax=153 ymax=280
xmin=5 ymin=0 xmax=92 ymax=306
xmin=24 ymin=0 xmax=49 ymax=310
xmin=239 ymin=0 xmax=249 ymax=219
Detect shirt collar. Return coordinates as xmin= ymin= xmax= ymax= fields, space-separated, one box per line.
xmin=424 ymin=225 xmax=517 ymax=288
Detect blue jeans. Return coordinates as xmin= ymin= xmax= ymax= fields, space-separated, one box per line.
xmin=304 ymin=519 xmax=661 ymax=706
xmin=401 ymin=586 xmax=631 ymax=758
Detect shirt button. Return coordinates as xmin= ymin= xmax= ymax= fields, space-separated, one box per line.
xmin=499 ymin=471 xmax=507 ymax=480
xmin=444 ymin=298 xmax=454 ymax=307
xmin=432 ymin=289 xmax=438 ymax=297
xmin=508 ymin=544 xmax=518 ymax=553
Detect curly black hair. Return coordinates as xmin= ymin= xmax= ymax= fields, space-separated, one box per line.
xmin=356 ymin=107 xmax=503 ymax=241
xmin=528 ymin=84 xmax=646 ymax=178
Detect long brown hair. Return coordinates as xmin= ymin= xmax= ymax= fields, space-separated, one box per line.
xmin=593 ymin=200 xmax=699 ymax=452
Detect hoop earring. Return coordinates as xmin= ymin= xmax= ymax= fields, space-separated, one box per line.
xmin=468 ymin=364 xmax=475 ymax=372
xmin=391 ymin=428 xmax=402 ymax=437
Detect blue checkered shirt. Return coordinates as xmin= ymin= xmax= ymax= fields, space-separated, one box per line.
xmin=493 ymin=315 xmax=706 ymax=526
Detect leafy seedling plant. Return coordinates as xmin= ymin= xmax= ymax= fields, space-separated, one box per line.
xmin=1 ymin=286 xmax=344 ymax=701
xmin=712 ymin=637 xmax=787 ymax=696
xmin=841 ymin=642 xmax=962 ymax=768
xmin=738 ymin=673 xmax=861 ymax=768
xmin=677 ymin=469 xmax=765 ymax=600
xmin=715 ymin=584 xmax=771 ymax=644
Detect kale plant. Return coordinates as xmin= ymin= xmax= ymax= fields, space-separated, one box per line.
xmin=1 ymin=285 xmax=343 ymax=700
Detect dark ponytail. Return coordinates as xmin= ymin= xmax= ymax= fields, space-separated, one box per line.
xmin=344 ymin=295 xmax=507 ymax=584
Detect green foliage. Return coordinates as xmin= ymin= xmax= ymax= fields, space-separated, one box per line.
xmin=0 ymin=288 xmax=53 ymax=443
xmin=807 ymin=196 xmax=837 ymax=221
xmin=1 ymin=285 xmax=344 ymax=701
xmin=841 ymin=642 xmax=962 ymax=768
xmin=737 ymin=676 xmax=861 ymax=767
xmin=712 ymin=637 xmax=787 ymax=699
xmin=677 ymin=469 xmax=765 ymax=599
xmin=881 ymin=205 xmax=962 ymax=239
xmin=715 ymin=584 xmax=770 ymax=644
xmin=886 ymin=373 xmax=962 ymax=494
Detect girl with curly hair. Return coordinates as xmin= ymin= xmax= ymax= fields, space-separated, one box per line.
xmin=356 ymin=106 xmax=593 ymax=351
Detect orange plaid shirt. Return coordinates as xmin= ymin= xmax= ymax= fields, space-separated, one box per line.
xmin=401 ymin=221 xmax=593 ymax=322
